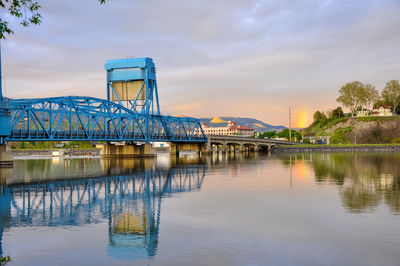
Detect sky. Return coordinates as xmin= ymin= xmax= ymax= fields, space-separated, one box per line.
xmin=1 ymin=0 xmax=400 ymax=128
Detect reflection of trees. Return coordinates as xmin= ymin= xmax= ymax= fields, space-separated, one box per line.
xmin=313 ymin=153 xmax=400 ymax=213
xmin=384 ymin=176 xmax=400 ymax=213
xmin=280 ymin=153 xmax=400 ymax=214
xmin=341 ymin=182 xmax=381 ymax=213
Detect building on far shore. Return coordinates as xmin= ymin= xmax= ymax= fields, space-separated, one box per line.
xmin=356 ymin=108 xmax=371 ymax=117
xmin=201 ymin=121 xmax=254 ymax=137
xmin=356 ymin=104 xmax=393 ymax=117
xmin=304 ymin=135 xmax=330 ymax=145
xmin=371 ymin=104 xmax=393 ymax=116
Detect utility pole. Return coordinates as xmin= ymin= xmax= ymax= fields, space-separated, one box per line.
xmin=289 ymin=107 xmax=292 ymax=142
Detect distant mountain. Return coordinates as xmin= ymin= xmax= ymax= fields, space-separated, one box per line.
xmin=198 ymin=117 xmax=286 ymax=132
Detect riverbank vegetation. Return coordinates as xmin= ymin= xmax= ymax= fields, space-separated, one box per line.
xmin=10 ymin=141 xmax=96 ymax=150
xmin=302 ymin=79 xmax=400 ymax=144
xmin=254 ymin=128 xmax=302 ymax=142
xmin=336 ymin=80 xmax=400 ymax=116
xmin=286 ymin=143 xmax=400 ymax=148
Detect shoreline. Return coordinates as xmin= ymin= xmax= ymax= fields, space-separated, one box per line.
xmin=275 ymin=144 xmax=400 ymax=152
xmin=9 ymin=145 xmax=400 ymax=157
xmin=11 ymin=148 xmax=101 ymax=157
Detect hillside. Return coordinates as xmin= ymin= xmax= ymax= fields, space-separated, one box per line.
xmin=199 ymin=117 xmax=286 ymax=132
xmin=305 ymin=116 xmax=400 ymax=144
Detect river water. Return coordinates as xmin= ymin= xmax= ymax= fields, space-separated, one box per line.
xmin=0 ymin=152 xmax=399 ymax=266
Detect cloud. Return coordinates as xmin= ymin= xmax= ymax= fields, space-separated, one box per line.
xmin=172 ymin=102 xmax=205 ymax=114
xmin=1 ymin=0 xmax=400 ymax=125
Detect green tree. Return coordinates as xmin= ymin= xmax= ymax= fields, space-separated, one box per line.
xmin=312 ymin=111 xmax=327 ymax=125
xmin=331 ymin=107 xmax=344 ymax=119
xmin=381 ymin=80 xmax=400 ymax=115
xmin=365 ymin=83 xmax=379 ymax=109
xmin=336 ymin=81 xmax=370 ymax=117
xmin=278 ymin=129 xmax=302 ymax=141
xmin=373 ymin=99 xmax=392 ymax=108
xmin=0 ymin=0 xmax=106 ymax=39
xmin=263 ymin=131 xmax=277 ymax=138
xmin=19 ymin=141 xmax=25 ymax=149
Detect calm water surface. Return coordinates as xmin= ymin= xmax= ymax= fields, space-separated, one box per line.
xmin=0 ymin=152 xmax=400 ymax=266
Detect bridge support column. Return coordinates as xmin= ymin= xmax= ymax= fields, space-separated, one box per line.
xmin=221 ymin=144 xmax=227 ymax=154
xmin=268 ymin=144 xmax=273 ymax=154
xmin=169 ymin=143 xmax=206 ymax=156
xmin=169 ymin=143 xmax=179 ymax=156
xmin=97 ymin=143 xmax=156 ymax=157
xmin=226 ymin=145 xmax=231 ymax=154
xmin=0 ymin=144 xmax=13 ymax=167
xmin=238 ymin=144 xmax=243 ymax=153
xmin=254 ymin=145 xmax=259 ymax=152
xmin=201 ymin=141 xmax=212 ymax=155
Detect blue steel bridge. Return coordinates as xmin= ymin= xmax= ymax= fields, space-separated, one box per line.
xmin=0 ymin=57 xmax=207 ymax=144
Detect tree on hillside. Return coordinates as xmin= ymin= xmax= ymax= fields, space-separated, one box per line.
xmin=381 ymin=80 xmax=400 ymax=115
xmin=263 ymin=131 xmax=277 ymax=138
xmin=336 ymin=81 xmax=370 ymax=117
xmin=373 ymin=99 xmax=391 ymax=108
xmin=278 ymin=129 xmax=302 ymax=141
xmin=312 ymin=111 xmax=327 ymax=125
xmin=0 ymin=0 xmax=106 ymax=39
xmin=331 ymin=107 xmax=344 ymax=119
xmin=365 ymin=83 xmax=379 ymax=109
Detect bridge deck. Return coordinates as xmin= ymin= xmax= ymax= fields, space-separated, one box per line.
xmin=207 ymin=135 xmax=298 ymax=145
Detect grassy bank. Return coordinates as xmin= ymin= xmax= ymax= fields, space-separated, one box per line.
xmin=11 ymin=147 xmax=101 ymax=151
xmin=10 ymin=141 xmax=97 ymax=150
xmin=287 ymin=144 xmax=400 ymax=148
xmin=305 ymin=116 xmax=400 ymax=144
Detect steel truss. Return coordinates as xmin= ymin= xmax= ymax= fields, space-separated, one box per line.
xmin=8 ymin=96 xmax=207 ymax=143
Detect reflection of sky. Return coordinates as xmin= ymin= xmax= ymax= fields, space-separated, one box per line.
xmin=1 ymin=154 xmax=400 ymax=265
xmin=2 ymin=0 xmax=400 ymax=126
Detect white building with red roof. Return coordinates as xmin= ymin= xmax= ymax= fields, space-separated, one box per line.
xmin=371 ymin=104 xmax=393 ymax=117
xmin=201 ymin=121 xmax=254 ymax=137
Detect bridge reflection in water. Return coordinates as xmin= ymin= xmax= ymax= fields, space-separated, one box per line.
xmin=0 ymin=157 xmax=207 ymax=259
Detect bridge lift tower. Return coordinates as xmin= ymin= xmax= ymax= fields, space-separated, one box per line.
xmin=105 ymin=58 xmax=161 ymax=116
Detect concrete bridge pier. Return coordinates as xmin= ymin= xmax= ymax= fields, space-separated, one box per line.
xmin=169 ymin=143 xmax=207 ymax=156
xmin=0 ymin=145 xmax=13 ymax=167
xmin=242 ymin=145 xmax=251 ymax=153
xmin=200 ymin=142 xmax=212 ymax=155
xmin=215 ymin=144 xmax=220 ymax=153
xmin=227 ymin=144 xmax=241 ymax=153
xmin=227 ymin=144 xmax=237 ymax=153
xmin=167 ymin=135 xmax=284 ymax=157
xmin=239 ymin=145 xmax=244 ymax=153
xmin=96 ymin=143 xmax=156 ymax=157
xmin=221 ymin=144 xmax=227 ymax=154
xmin=267 ymin=144 xmax=273 ymax=154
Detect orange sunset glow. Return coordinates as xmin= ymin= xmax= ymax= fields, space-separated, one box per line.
xmin=293 ymin=109 xmax=309 ymax=128
xmin=292 ymin=161 xmax=312 ymax=179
